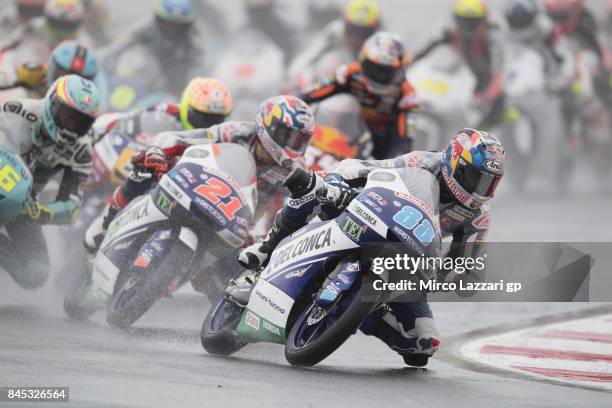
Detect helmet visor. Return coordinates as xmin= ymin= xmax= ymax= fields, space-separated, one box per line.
xmin=455 ymin=16 xmax=485 ymax=37
xmin=46 ymin=16 xmax=80 ymax=32
xmin=506 ymin=11 xmax=535 ymax=29
xmin=155 ymin=15 xmax=193 ymax=40
xmin=454 ymin=160 xmax=502 ymax=198
xmin=187 ymin=106 xmax=226 ymax=129
xmin=48 ymin=61 xmax=95 ymax=83
xmin=361 ymin=59 xmax=398 ymax=85
xmin=345 ymin=22 xmax=377 ymax=47
xmin=271 ymin=122 xmax=312 ymax=156
xmin=50 ymin=96 xmax=95 ymax=139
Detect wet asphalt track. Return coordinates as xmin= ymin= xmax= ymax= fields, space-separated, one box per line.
xmin=2 ymin=195 xmax=612 ymax=408
xmin=2 ymin=0 xmax=612 ymax=406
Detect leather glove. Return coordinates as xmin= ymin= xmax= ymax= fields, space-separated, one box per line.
xmin=23 ymin=199 xmax=53 ymax=224
xmin=317 ymin=174 xmax=355 ymax=209
xmin=16 ymin=62 xmax=46 ymax=89
xmin=131 ymin=146 xmax=168 ymax=180
xmin=238 ymin=242 xmax=272 ymax=270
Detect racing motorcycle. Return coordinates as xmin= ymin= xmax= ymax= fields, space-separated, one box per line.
xmin=305 ymin=95 xmax=370 ymax=171
xmin=406 ymin=45 xmax=477 ymax=151
xmin=212 ymin=28 xmax=284 ymax=121
xmin=55 ymin=110 xmax=182 ymax=289
xmin=498 ymin=41 xmax=547 ymax=190
xmin=64 ymin=143 xmax=258 ymax=328
xmin=97 ymin=43 xmax=177 ymax=113
xmin=201 ymin=166 xmax=441 ymax=366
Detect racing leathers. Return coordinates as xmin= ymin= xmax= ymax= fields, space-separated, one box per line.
xmin=412 ymin=21 xmax=504 ymax=129
xmin=239 ymin=150 xmax=490 ymax=363
xmin=0 ymin=98 xmax=92 ymax=289
xmin=300 ymin=63 xmax=419 ymax=159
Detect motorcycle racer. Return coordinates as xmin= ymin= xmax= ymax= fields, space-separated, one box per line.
xmin=504 ymin=0 xmax=575 ymax=93
xmin=0 ymin=74 xmax=100 ymax=289
xmin=544 ymin=0 xmax=612 ymax=106
xmin=288 ymin=0 xmax=382 ymax=82
xmin=1 ymin=0 xmax=92 ymax=68
xmin=84 ymin=95 xmax=315 ymax=293
xmin=412 ymin=0 xmax=504 ymax=129
xmin=299 ymin=31 xmax=418 ymax=160
xmin=0 ymin=40 xmax=99 ymax=98
xmin=98 ymin=0 xmax=204 ymax=97
xmin=236 ymin=128 xmax=504 ymax=367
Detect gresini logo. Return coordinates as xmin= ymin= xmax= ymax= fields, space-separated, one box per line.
xmin=272 ymin=227 xmax=333 ymax=268
xmin=255 ymin=290 xmax=286 ymax=314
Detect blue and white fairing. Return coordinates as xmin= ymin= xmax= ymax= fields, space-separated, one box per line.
xmin=239 ymin=167 xmax=442 ymax=342
xmin=91 ymin=143 xmax=257 ymax=297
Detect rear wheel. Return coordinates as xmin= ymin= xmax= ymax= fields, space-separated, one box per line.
xmin=285 ymin=273 xmax=381 ymax=367
xmin=200 ymin=296 xmax=247 ymax=356
xmin=106 ymin=241 xmax=193 ymax=329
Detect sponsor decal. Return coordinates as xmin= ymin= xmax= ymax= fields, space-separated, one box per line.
xmin=245 ymin=311 xmax=260 ymax=331
xmin=346 ymin=262 xmax=359 ymax=272
xmin=288 ymin=193 xmax=316 ymax=208
xmin=179 ymin=167 xmax=196 ymax=183
xmin=366 ymin=191 xmax=388 ymax=206
xmin=172 ymin=173 xmax=189 ymax=189
xmin=262 ymin=320 xmax=281 ymax=336
xmin=352 ymin=204 xmax=377 ymax=227
xmin=272 ymin=227 xmax=333 ymax=268
xmin=342 ymin=217 xmax=365 ymax=242
xmin=484 ymin=159 xmax=503 ymax=174
xmin=108 ymin=200 xmax=149 ymax=238
xmin=255 ymin=290 xmax=286 ymax=314
xmin=156 ymin=191 xmax=175 ymax=216
xmin=391 ymin=225 xmax=423 ymax=253
xmin=357 ymin=196 xmax=383 ymax=213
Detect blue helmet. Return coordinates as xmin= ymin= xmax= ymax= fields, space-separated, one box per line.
xmin=441 ymin=129 xmax=505 ymax=209
xmin=154 ymin=0 xmax=195 ymax=40
xmin=43 ymin=75 xmax=100 ymax=144
xmin=505 ymin=0 xmax=538 ymax=29
xmin=47 ymin=41 xmax=98 ymax=85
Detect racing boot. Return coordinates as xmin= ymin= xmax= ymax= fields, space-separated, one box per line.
xmin=401 ymin=337 xmax=441 ymax=367
xmin=84 ymin=203 xmax=119 ymax=254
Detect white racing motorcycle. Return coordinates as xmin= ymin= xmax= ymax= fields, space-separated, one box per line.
xmin=201 ymin=167 xmax=441 ymax=366
xmin=406 ymin=45 xmax=477 ymax=151
xmin=64 ymin=143 xmax=258 ymax=328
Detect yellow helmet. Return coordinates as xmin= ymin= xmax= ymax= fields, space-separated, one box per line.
xmin=179 ymin=77 xmax=233 ymax=130
xmin=344 ymin=0 xmax=382 ymax=53
xmin=452 ymin=0 xmax=488 ymax=19
xmin=344 ymin=0 xmax=380 ymax=27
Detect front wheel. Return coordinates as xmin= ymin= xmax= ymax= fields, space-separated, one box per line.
xmin=285 ymin=273 xmax=380 ymax=367
xmin=106 ymin=241 xmax=193 ymax=329
xmin=200 ymin=296 xmax=247 ymax=356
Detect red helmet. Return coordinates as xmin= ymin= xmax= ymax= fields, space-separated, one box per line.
xmin=544 ymin=0 xmax=584 ymax=34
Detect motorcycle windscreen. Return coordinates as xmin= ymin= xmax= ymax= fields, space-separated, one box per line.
xmin=183 ymin=143 xmax=258 ymax=214
xmin=398 ymin=167 xmax=440 ymax=217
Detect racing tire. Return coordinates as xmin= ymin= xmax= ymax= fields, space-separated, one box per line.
xmin=285 ymin=273 xmax=381 ymax=367
xmin=200 ymin=296 xmax=247 ymax=356
xmin=106 ymin=241 xmax=193 ymax=329
xmin=63 ymin=272 xmax=97 ymax=321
